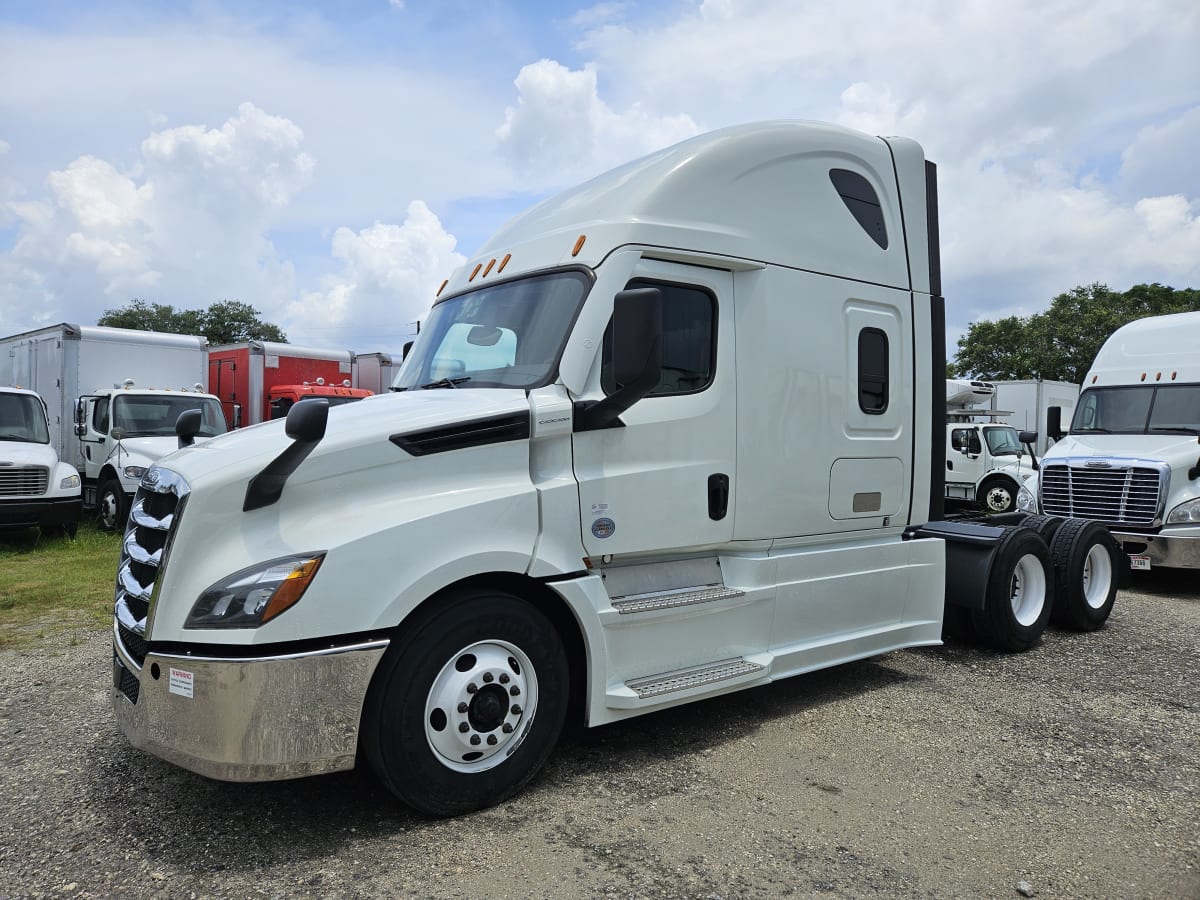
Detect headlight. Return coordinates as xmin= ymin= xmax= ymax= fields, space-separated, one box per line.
xmin=1166 ymin=498 xmax=1200 ymax=525
xmin=1016 ymin=485 xmax=1037 ymax=513
xmin=60 ymin=474 xmax=80 ymax=489
xmin=186 ymin=554 xmax=325 ymax=629
xmin=124 ymin=465 xmax=147 ymax=479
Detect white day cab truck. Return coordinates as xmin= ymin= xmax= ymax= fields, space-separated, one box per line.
xmin=0 ymin=387 xmax=82 ymax=536
xmin=1019 ymin=310 xmax=1200 ymax=572
xmin=0 ymin=324 xmax=228 ymax=531
xmin=111 ymin=122 xmax=1127 ymax=816
xmin=944 ymin=379 xmax=1037 ymax=514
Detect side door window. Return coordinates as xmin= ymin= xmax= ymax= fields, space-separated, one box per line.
xmin=91 ymin=397 xmax=110 ymax=434
xmin=601 ymin=279 xmax=717 ymax=396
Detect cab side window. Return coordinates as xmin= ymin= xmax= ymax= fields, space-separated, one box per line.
xmin=601 ymin=279 xmax=716 ymax=397
xmin=951 ymin=428 xmax=981 ymax=454
xmin=92 ymin=398 xmax=110 ymax=434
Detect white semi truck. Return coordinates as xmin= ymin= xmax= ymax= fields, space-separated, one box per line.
xmin=0 ymin=324 xmax=227 ymax=530
xmin=1018 ymin=311 xmax=1200 ymax=571
xmin=944 ymin=379 xmax=1036 ymax=513
xmin=111 ymin=122 xmax=1123 ymax=816
xmin=0 ymin=386 xmax=82 ymax=536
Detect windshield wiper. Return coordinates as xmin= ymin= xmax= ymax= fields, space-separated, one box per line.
xmin=1072 ymin=427 xmax=1112 ymax=434
xmin=1149 ymin=426 xmax=1200 ymax=435
xmin=418 ymin=376 xmax=472 ymax=390
xmin=0 ymin=435 xmax=44 ymax=443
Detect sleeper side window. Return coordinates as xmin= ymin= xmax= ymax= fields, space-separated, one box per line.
xmin=858 ymin=327 xmax=889 ymax=414
xmin=601 ymin=279 xmax=717 ymax=397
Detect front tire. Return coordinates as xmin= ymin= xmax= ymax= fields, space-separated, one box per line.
xmin=361 ymin=588 xmax=568 ymax=817
xmin=971 ymin=527 xmax=1054 ymax=652
xmin=96 ymin=479 xmax=128 ymax=532
xmin=1049 ymin=520 xmax=1121 ymax=631
xmin=978 ymin=476 xmax=1019 ymax=514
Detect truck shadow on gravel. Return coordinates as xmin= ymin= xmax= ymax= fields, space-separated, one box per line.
xmin=88 ymin=654 xmax=926 ymax=875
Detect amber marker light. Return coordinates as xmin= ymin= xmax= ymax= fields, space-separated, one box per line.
xmin=572 ymin=234 xmax=587 ymax=256
xmin=1140 ymin=373 xmax=1147 ymax=381
xmin=483 ymin=258 xmax=496 ymax=277
xmin=498 ymin=253 xmax=511 ymax=273
xmin=436 ymin=279 xmax=448 ymax=297
xmin=262 ymin=556 xmax=324 ymax=624
xmin=469 ymin=263 xmax=482 ymax=281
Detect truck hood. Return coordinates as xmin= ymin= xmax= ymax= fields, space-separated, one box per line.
xmin=118 ymin=436 xmax=181 ymax=462
xmin=155 ymin=389 xmax=532 ymax=489
xmin=0 ymin=441 xmax=59 ymax=467
xmin=1045 ymin=433 xmax=1200 ymax=468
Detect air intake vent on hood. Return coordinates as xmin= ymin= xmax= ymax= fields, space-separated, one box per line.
xmin=390 ymin=412 xmax=531 ymax=456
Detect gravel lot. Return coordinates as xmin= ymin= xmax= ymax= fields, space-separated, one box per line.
xmin=1 ymin=571 xmax=1197 ymax=899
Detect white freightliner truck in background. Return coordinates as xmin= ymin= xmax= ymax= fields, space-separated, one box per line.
xmin=0 ymin=386 xmax=82 ymax=536
xmin=1018 ymin=311 xmax=1200 ymax=571
xmin=110 ymin=122 xmax=1125 ymax=816
xmin=944 ymin=379 xmax=1037 ymax=513
xmin=0 ymin=324 xmax=227 ymax=530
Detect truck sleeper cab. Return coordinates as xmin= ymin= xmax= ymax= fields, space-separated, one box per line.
xmin=111 ymin=122 xmax=1122 ymax=816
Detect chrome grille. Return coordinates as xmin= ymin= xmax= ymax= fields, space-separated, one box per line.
xmin=0 ymin=465 xmax=49 ymax=496
xmin=1040 ymin=461 xmax=1165 ymax=526
xmin=114 ymin=467 xmax=189 ymax=681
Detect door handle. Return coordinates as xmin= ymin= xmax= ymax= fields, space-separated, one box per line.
xmin=708 ymin=473 xmax=729 ymax=521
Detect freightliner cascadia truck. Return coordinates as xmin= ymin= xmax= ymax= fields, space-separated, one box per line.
xmin=111 ymin=122 xmax=1123 ymax=816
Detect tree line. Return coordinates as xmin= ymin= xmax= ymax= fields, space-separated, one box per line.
xmin=951 ymin=283 xmax=1200 ymax=383
xmin=98 ymin=299 xmax=286 ymax=345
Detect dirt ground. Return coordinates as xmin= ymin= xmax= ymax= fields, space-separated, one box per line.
xmin=1 ymin=569 xmax=1196 ymax=899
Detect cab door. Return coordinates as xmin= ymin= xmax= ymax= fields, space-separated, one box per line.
xmin=572 ymin=260 xmax=736 ymax=559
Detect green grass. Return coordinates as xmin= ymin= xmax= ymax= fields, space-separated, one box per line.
xmin=0 ymin=522 xmax=122 ymax=649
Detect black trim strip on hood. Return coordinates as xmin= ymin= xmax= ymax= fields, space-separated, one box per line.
xmin=390 ymin=412 xmax=531 ymax=456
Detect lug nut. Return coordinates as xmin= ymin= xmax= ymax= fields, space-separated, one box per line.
xmin=487 ymin=735 xmax=498 ymax=745
xmin=509 ymin=686 xmax=520 ymax=696
xmin=470 ymin=734 xmax=481 ymax=746
xmin=458 ymin=722 xmax=470 ymax=733
xmin=482 ymin=672 xmax=494 ymax=683
xmin=499 ymin=673 xmax=510 ymax=684
xmin=457 ymin=702 xmax=468 ymax=713
xmin=466 ymin=683 xmax=478 ymax=694
xmin=502 ymin=724 xmax=514 ymax=733
xmin=511 ymin=704 xmax=522 ymax=715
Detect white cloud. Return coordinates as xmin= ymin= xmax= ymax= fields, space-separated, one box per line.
xmin=495 ymin=59 xmax=699 ymax=188
xmin=286 ymin=201 xmax=465 ymax=349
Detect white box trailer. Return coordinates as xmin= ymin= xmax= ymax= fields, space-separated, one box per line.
xmin=110 ymin=121 xmax=1125 ymax=816
xmin=353 ymin=352 xmax=398 ymax=395
xmin=0 ymin=324 xmax=225 ymax=528
xmin=989 ymin=380 xmax=1079 ymax=455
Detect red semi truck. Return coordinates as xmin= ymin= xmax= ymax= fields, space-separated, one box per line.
xmin=208 ymin=341 xmax=371 ymax=427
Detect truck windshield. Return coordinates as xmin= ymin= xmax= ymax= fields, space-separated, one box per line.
xmin=393 ymin=269 xmax=591 ymax=391
xmin=1071 ymin=384 xmax=1200 ymax=435
xmin=113 ymin=396 xmax=229 ymax=438
xmin=984 ymin=426 xmax=1023 ymax=456
xmin=0 ymin=394 xmax=50 ymax=444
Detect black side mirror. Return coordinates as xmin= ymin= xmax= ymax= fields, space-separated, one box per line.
xmin=1018 ymin=430 xmax=1040 ymax=471
xmin=576 ymin=287 xmax=663 ymax=431
xmin=286 ymin=398 xmax=329 ymax=442
xmin=232 ymin=404 xmax=243 ymax=429
xmin=176 ymin=408 xmax=203 ymax=448
xmin=1046 ymin=407 xmax=1063 ymax=442
xmin=244 ymin=399 xmax=329 ymax=512
xmin=402 ymin=340 xmax=414 ymax=361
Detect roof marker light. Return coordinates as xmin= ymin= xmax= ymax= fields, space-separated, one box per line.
xmin=483 ymin=258 xmax=496 ymax=277
xmin=469 ymin=263 xmax=482 ymax=281
xmin=572 ymin=235 xmax=586 ymax=257
xmin=498 ymin=253 xmax=511 ymax=273
xmin=1172 ymin=371 xmax=1178 ymax=380
xmin=1140 ymin=372 xmax=1147 ymax=381
xmin=1091 ymin=375 xmax=1098 ymax=383
xmin=436 ymin=279 xmax=448 ymax=297
xmin=1155 ymin=372 xmax=1162 ymax=381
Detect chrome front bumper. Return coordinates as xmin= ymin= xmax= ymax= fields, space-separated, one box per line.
xmin=112 ymin=633 xmax=389 ymax=782
xmin=1111 ymin=526 xmax=1200 ymax=569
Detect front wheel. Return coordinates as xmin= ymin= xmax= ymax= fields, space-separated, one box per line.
xmin=978 ymin=476 xmax=1019 ymax=514
xmin=361 ymin=588 xmax=568 ymax=817
xmin=971 ymin=527 xmax=1054 ymax=652
xmin=96 ymin=479 xmax=128 ymax=532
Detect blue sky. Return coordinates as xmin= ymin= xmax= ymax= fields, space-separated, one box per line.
xmin=1 ymin=0 xmax=1198 ymax=359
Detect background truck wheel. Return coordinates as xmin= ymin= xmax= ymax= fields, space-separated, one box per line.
xmin=1049 ymin=519 xmax=1121 ymax=631
xmin=1017 ymin=514 xmax=1064 ymax=543
xmin=361 ymin=588 xmax=569 ymax=817
xmin=97 ymin=479 xmax=128 ymax=533
xmin=977 ymin=476 xmax=1019 ymax=514
xmin=971 ymin=527 xmax=1054 ymax=652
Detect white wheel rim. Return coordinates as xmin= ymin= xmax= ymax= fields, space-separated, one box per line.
xmin=1010 ymin=553 xmax=1047 ymax=626
xmin=986 ymin=485 xmax=1013 ymax=512
xmin=425 ymin=639 xmax=537 ymax=774
xmin=99 ymin=490 xmax=119 ymax=530
xmin=1082 ymin=543 xmax=1113 ymax=610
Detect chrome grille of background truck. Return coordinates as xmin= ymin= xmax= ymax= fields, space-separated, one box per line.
xmin=1040 ymin=461 xmax=1166 ymax=526
xmin=0 ymin=465 xmax=49 ymax=496
xmin=114 ymin=467 xmax=189 ymax=674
